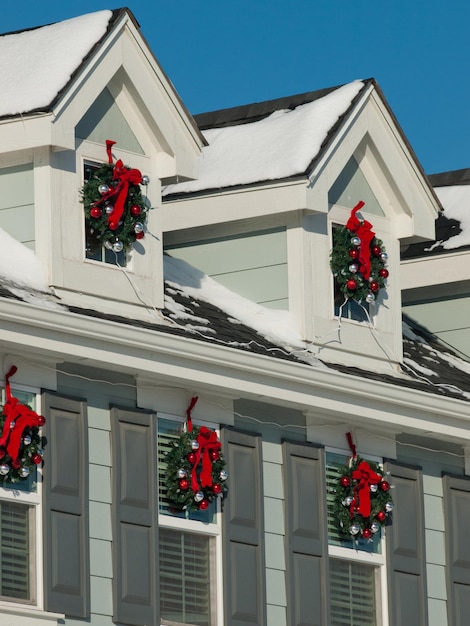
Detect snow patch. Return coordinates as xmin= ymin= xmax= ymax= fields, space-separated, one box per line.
xmin=435 ymin=185 xmax=470 ymax=249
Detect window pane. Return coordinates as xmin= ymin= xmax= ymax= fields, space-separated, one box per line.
xmin=0 ymin=501 xmax=30 ymax=600
xmin=160 ymin=528 xmax=212 ymax=626
xmin=158 ymin=418 xmax=215 ymax=523
xmin=326 ymin=452 xmax=381 ymax=554
xmin=330 ymin=559 xmax=377 ymax=626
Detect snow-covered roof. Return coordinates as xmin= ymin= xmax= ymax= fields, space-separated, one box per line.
xmin=402 ymin=168 xmax=470 ymax=259
xmin=0 ymin=10 xmax=112 ymax=118
xmin=163 ymin=80 xmax=365 ymax=195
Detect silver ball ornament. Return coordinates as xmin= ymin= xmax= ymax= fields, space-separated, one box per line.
xmin=98 ymin=184 xmax=110 ymax=195
xmin=349 ymin=524 xmax=360 ymax=535
xmin=0 ymin=464 xmax=10 ymax=475
xmin=19 ymin=466 xmax=30 ymax=479
xmin=141 ymin=175 xmax=150 ymax=185
xmin=370 ymin=484 xmax=378 ymax=493
xmin=219 ymin=470 xmax=228 ymax=481
xmin=365 ymin=292 xmax=375 ymax=303
xmin=351 ymin=236 xmax=361 ymax=247
xmin=385 ymin=502 xmax=394 ymax=512
xmin=349 ymin=263 xmax=359 ymax=274
xmin=106 ymin=205 xmax=114 ymax=215
xmin=134 ymin=222 xmax=144 ymax=234
xmin=380 ymin=252 xmax=388 ymax=262
xmin=194 ymin=491 xmax=204 ymax=503
xmin=23 ymin=435 xmax=32 ymax=446
xmin=371 ymin=522 xmax=380 ymax=534
xmin=191 ymin=440 xmax=200 ymax=451
xmin=177 ymin=468 xmax=187 ymax=479
xmin=112 ymin=240 xmax=124 ymax=253
xmin=342 ymin=496 xmax=354 ymax=506
xmin=10 ymin=420 xmax=16 ymax=429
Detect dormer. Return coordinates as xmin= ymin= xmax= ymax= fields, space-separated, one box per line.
xmin=0 ymin=9 xmax=205 ymax=317
xmin=162 ymin=79 xmax=441 ymax=372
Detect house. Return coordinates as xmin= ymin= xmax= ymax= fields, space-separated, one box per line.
xmin=0 ymin=7 xmax=469 ymax=626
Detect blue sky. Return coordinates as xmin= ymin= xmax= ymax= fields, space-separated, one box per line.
xmin=2 ymin=1 xmax=469 ymax=174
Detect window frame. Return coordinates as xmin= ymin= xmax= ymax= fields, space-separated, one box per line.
xmin=326 ymin=447 xmax=390 ymax=626
xmin=157 ymin=412 xmax=224 ymax=626
xmin=0 ymin=384 xmax=43 ymax=610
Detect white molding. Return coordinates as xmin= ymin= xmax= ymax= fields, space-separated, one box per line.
xmin=401 ymin=250 xmax=470 ymax=291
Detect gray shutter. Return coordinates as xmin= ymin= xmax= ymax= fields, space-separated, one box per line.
xmin=42 ymin=392 xmax=89 ymax=617
xmin=283 ymin=442 xmax=329 ymax=626
xmin=111 ymin=406 xmax=158 ymax=626
xmin=222 ymin=427 xmax=266 ymax=626
xmin=443 ymin=474 xmax=470 ymax=626
xmin=385 ymin=461 xmax=427 ymax=626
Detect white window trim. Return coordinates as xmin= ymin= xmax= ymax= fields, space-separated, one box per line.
xmin=326 ymin=446 xmax=390 ymax=626
xmin=158 ymin=411 xmax=224 ymax=626
xmin=0 ymin=384 xmax=44 ymax=612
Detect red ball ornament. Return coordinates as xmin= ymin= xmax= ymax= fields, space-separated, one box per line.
xmin=362 ymin=528 xmax=372 ymax=539
xmin=90 ymin=207 xmax=102 ymax=219
xmin=372 ymin=245 xmax=382 ymax=257
xmin=370 ymin=281 xmax=379 ymax=292
xmin=379 ymin=268 xmax=389 ymax=279
xmin=199 ymin=499 xmax=210 ymax=510
xmin=380 ymin=480 xmax=390 ymax=492
xmin=130 ymin=205 xmax=141 ymax=217
xmin=135 ymin=231 xmax=145 ymax=240
xmin=179 ymin=478 xmax=189 ymax=490
xmin=213 ymin=483 xmax=222 ymax=494
xmin=187 ymin=452 xmax=196 ymax=464
xmin=210 ymin=450 xmax=220 ymax=462
xmin=349 ymin=249 xmax=359 ymax=260
xmin=108 ymin=220 xmax=118 ymax=231
xmin=376 ymin=511 xmax=386 ymax=522
xmin=346 ymin=279 xmax=357 ymax=291
xmin=340 ymin=476 xmax=351 ymax=488
xmin=32 ymin=453 xmax=42 ymax=465
xmin=37 ymin=416 xmax=46 ymax=426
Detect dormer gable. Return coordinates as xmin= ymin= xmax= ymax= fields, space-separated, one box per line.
xmin=0 ymin=9 xmax=205 ymax=318
xmin=162 ymin=80 xmax=441 ymax=373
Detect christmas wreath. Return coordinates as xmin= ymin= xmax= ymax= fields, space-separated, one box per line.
xmin=82 ymin=140 xmax=150 ymax=255
xmin=0 ymin=367 xmax=46 ymax=484
xmin=333 ymin=435 xmax=393 ymax=540
xmin=330 ymin=201 xmax=389 ymax=303
xmin=164 ymin=398 xmax=228 ymax=512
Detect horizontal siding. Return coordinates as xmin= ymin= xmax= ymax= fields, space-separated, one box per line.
xmin=0 ymin=163 xmax=34 ymax=249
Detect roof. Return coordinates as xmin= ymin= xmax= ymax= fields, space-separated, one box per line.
xmin=402 ymin=168 xmax=470 ymax=259
xmin=163 ymin=80 xmax=370 ymax=196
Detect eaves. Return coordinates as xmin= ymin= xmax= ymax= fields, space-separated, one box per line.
xmin=0 ymin=297 xmax=470 ymax=443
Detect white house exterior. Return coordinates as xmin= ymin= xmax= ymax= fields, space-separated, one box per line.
xmin=0 ymin=8 xmax=469 ymax=626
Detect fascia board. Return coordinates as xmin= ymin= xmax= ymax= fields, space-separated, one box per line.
xmin=401 ymin=250 xmax=470 ymax=290
xmin=0 ymin=298 xmax=469 ymax=441
xmin=0 ymin=114 xmax=55 ymax=154
xmin=162 ymin=179 xmax=309 ymax=232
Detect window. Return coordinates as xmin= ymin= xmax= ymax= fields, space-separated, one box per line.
xmin=83 ymin=161 xmax=127 ymax=266
xmin=0 ymin=389 xmax=41 ymax=606
xmin=326 ymin=451 xmax=387 ymax=626
xmin=158 ymin=416 xmax=221 ymax=626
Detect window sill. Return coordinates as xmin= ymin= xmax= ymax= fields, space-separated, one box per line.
xmin=0 ymin=603 xmax=64 ymax=625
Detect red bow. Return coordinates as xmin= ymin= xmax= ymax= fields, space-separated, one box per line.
xmin=190 ymin=427 xmax=221 ymax=492
xmin=0 ymin=366 xmax=45 ymax=466
xmin=350 ymin=460 xmax=382 ymax=518
xmin=346 ymin=201 xmax=375 ymax=280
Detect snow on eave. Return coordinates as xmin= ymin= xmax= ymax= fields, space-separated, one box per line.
xmin=163 ymin=80 xmax=365 ymax=196
xmin=433 ymin=185 xmax=470 ymax=250
xmin=0 ymin=10 xmax=114 ymax=119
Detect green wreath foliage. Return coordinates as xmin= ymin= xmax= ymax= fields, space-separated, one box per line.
xmin=82 ymin=163 xmax=149 ymax=254
xmin=330 ymin=225 xmax=389 ymax=303
xmin=333 ymin=456 xmax=393 ymax=540
xmin=165 ymin=426 xmax=228 ymax=511
xmin=0 ymin=410 xmax=45 ymax=484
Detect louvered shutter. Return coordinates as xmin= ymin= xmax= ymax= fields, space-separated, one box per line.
xmin=0 ymin=501 xmax=31 ymax=600
xmin=222 ymin=427 xmax=265 ymax=626
xmin=443 ymin=474 xmax=470 ymax=626
xmin=283 ymin=441 xmax=329 ymax=626
xmin=111 ymin=406 xmax=158 ymax=626
xmin=385 ymin=461 xmax=427 ymax=626
xmin=42 ymin=392 xmax=89 ymax=617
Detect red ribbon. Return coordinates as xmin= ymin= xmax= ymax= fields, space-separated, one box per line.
xmin=346 ymin=432 xmax=357 ymax=458
xmin=98 ymin=141 xmax=143 ymax=231
xmin=186 ymin=396 xmax=198 ymax=433
xmin=346 ymin=201 xmax=375 ymax=280
xmin=0 ymin=366 xmax=45 ymax=465
xmin=349 ymin=460 xmax=382 ymax=518
xmin=190 ymin=426 xmax=221 ymax=492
